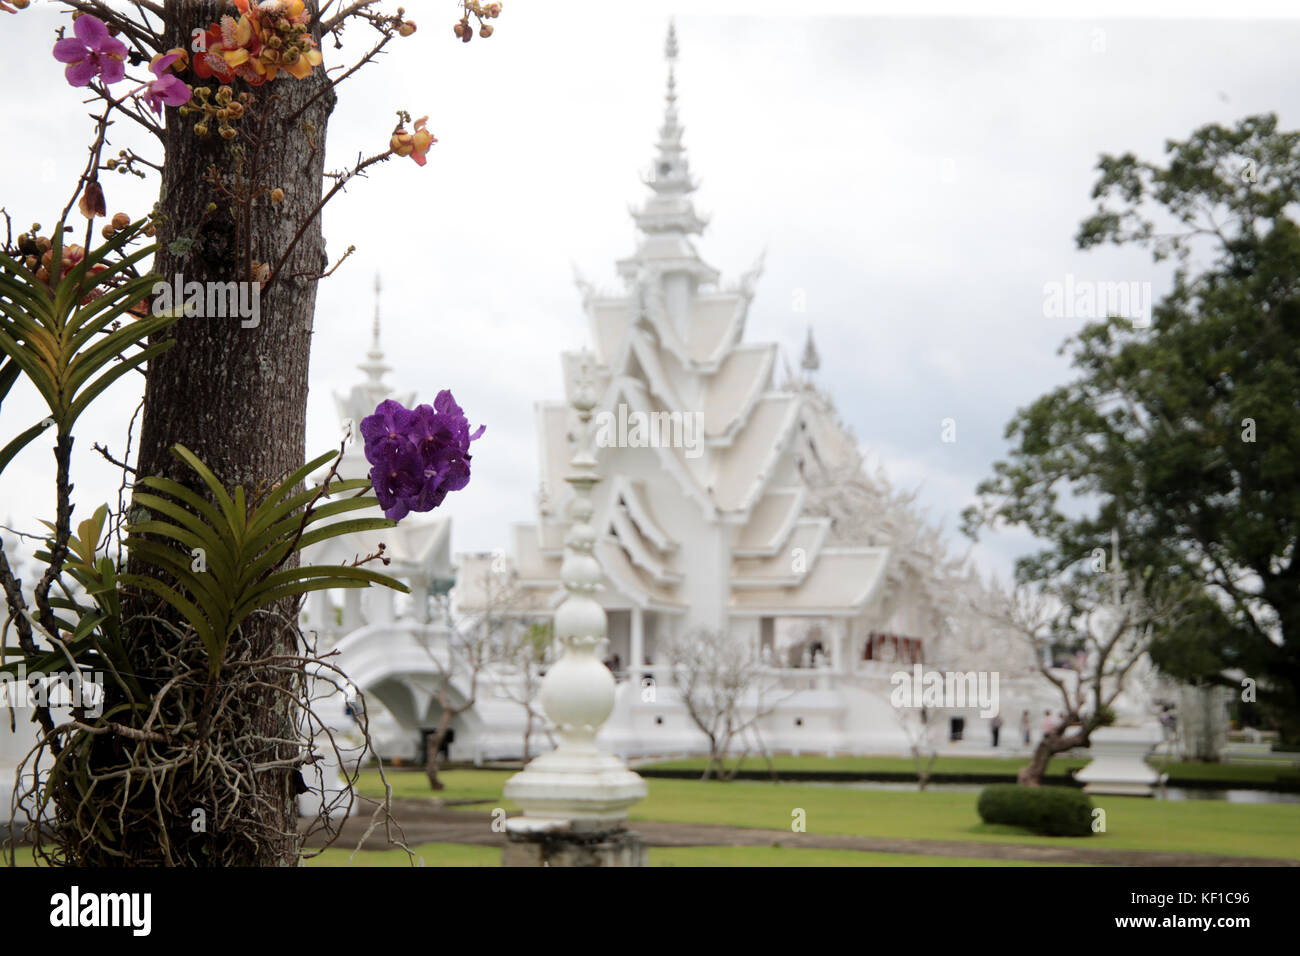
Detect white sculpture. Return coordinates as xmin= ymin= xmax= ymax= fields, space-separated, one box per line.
xmin=502 ymin=353 xmax=646 ymax=828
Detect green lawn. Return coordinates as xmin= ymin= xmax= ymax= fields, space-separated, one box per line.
xmin=636 ymin=754 xmax=1298 ymax=787
xmin=10 ymin=841 xmax=1076 ymax=867
xmin=13 ymin=763 xmax=1291 ymax=866
xmin=305 ymin=841 xmax=1088 ymax=867
xmin=356 ymin=768 xmax=1300 ymax=862
xmin=640 ymin=754 xmax=1085 ymax=777
xmin=629 ymin=777 xmax=1300 ymax=860
xmin=306 ymin=841 xmax=500 ymax=867
xmin=361 ymin=768 xmax=508 ymax=803
xmin=647 ymin=846 xmax=1086 ymax=867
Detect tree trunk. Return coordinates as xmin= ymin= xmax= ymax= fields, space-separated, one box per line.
xmin=913 ymin=747 xmax=936 ymax=791
xmin=1018 ymin=728 xmax=1089 ymax=786
xmin=425 ymin=709 xmax=453 ymax=792
xmin=114 ymin=0 xmax=335 ymax=866
xmin=139 ymin=2 xmax=332 ymax=495
xmin=1017 ymin=739 xmax=1055 ymax=786
xmin=702 ymin=739 xmax=720 ymax=781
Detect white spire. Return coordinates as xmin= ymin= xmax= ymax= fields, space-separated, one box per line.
xmin=631 ymin=20 xmax=707 ymax=237
xmin=802 ymin=326 xmax=821 ymax=376
xmin=357 ymin=272 xmax=391 ymax=389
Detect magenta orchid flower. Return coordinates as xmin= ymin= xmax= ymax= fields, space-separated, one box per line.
xmin=52 ymin=15 xmax=128 ymax=87
xmin=143 ymin=52 xmax=191 ymax=115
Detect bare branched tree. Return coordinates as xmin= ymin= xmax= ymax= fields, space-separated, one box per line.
xmin=415 ymin=567 xmax=521 ymax=790
xmin=664 ymin=628 xmax=789 ymax=780
xmin=990 ymin=545 xmax=1194 ymax=786
xmin=496 ymin=620 xmax=554 ymax=762
xmin=892 ymin=705 xmax=942 ymax=791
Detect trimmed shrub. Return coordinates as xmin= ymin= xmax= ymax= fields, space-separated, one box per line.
xmin=976 ymin=784 xmax=1094 ymax=837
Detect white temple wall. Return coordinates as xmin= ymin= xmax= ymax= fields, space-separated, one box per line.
xmin=839 ymin=682 xmax=913 ymax=751
xmin=673 ymin=524 xmax=729 ymax=634
xmin=664 ymin=272 xmax=693 ymax=345
xmin=754 ymin=690 xmax=847 ymax=754
xmin=362 ymin=586 xmax=394 ymax=627
xmin=600 ymin=682 xmax=711 ymax=758
xmin=341 ymin=588 xmax=363 ymax=632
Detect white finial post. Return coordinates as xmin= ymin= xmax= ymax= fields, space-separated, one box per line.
xmin=501 ymin=351 xmax=647 ymax=866
xmin=663 ymin=21 xmax=679 ymax=128
xmin=357 ymin=273 xmax=392 ymax=393
xmin=801 ymin=326 xmax=821 ymax=378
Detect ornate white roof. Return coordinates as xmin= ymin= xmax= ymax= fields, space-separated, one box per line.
xmin=456 ymin=26 xmax=913 ymax=627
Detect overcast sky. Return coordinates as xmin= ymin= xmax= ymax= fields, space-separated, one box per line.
xmin=2 ymin=1 xmax=1299 ymax=583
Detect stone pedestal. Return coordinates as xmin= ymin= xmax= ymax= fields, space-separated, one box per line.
xmin=1075 ymin=724 xmax=1162 ymax=797
xmin=499 ymin=349 xmax=647 ymax=865
xmin=502 ymin=818 xmax=646 ymax=867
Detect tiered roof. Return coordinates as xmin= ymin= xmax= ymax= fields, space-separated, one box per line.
xmin=458 ymin=26 xmax=890 ymax=621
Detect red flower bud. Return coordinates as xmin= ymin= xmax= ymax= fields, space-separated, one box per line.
xmin=78 ymin=180 xmax=106 ymax=220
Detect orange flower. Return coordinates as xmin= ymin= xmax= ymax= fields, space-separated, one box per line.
xmin=193 ymin=16 xmax=264 ymax=85
xmin=391 ymin=117 xmax=435 ymax=166
xmin=192 ymin=1 xmax=321 ymax=85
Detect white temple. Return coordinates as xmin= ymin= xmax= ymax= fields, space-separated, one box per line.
xmin=447 ymin=25 xmax=1053 ymax=761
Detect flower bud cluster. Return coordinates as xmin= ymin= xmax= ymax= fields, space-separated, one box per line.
xmin=183 ymin=84 xmax=253 ymax=140
xmin=453 ymin=0 xmax=501 ymax=43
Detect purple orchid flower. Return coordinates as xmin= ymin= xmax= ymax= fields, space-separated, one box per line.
xmin=369 ymin=444 xmax=425 ymax=523
xmin=361 ymin=399 xmax=416 ymax=467
xmin=143 ymin=52 xmax=192 ymax=115
xmin=360 ymin=393 xmax=484 ymax=522
xmin=52 ymin=15 xmax=128 ymax=88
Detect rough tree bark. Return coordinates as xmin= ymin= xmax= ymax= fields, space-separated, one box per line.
xmin=1018 ymin=724 xmax=1089 ymax=786
xmin=139 ymin=3 xmax=330 ymax=501
xmin=121 ymin=0 xmax=335 ymax=866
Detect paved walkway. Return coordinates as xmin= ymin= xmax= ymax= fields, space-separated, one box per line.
xmin=312 ymin=799 xmax=1297 ymax=867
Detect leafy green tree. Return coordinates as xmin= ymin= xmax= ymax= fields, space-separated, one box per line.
xmin=965 ymin=114 xmax=1300 ymax=743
